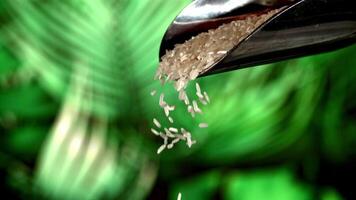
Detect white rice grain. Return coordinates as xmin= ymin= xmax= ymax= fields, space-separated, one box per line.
xmin=178 ymin=90 xmax=186 ymax=100
xmin=199 ymin=98 xmax=208 ymax=105
xmin=217 ymin=50 xmax=227 ymax=54
xmin=168 ymin=117 xmax=174 ymax=123
xmin=159 ymin=93 xmax=166 ymax=107
xmin=172 ymin=137 xmax=180 ymax=144
xmin=175 ymin=134 xmax=185 ymax=140
xmin=187 ymin=105 xmax=193 ymax=113
xmin=177 ymin=193 xmax=182 ymax=200
xmin=164 ymin=106 xmax=170 ymax=116
xmin=195 ymin=83 xmax=201 ymax=95
xmin=192 ymin=100 xmax=202 ymax=113
xmin=153 ymin=118 xmax=161 ymax=128
xmin=175 ymin=78 xmax=187 ymax=91
xmin=203 ymin=91 xmax=210 ymax=103
xmin=157 ymin=144 xmax=166 ymax=154
xmin=159 ymin=133 xmax=167 ymax=140
xmin=169 ymin=127 xmax=178 ymax=133
xmin=196 ymin=92 xmax=204 ymax=99
xmin=164 ymin=128 xmax=175 ymax=138
xmin=167 ymin=105 xmax=175 ymax=111
xmin=199 ymin=123 xmax=209 ymax=128
xmin=187 ymin=105 xmax=196 ymax=118
xmin=167 ymin=143 xmax=174 ymax=149
xmin=186 ymin=132 xmax=193 ymax=148
xmin=168 ymin=138 xmax=180 ymax=149
xmin=150 ymin=128 xmax=159 ymax=136
xmin=150 ymin=90 xmax=156 ymax=96
xmin=184 ymin=96 xmax=190 ymax=105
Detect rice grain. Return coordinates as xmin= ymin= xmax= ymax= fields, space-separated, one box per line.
xmin=153 ymin=118 xmax=161 ymax=128
xmin=169 ymin=127 xmax=178 ymax=133
xmin=157 ymin=144 xmax=166 ymax=154
xmin=159 ymin=93 xmax=166 ymax=107
xmin=164 ymin=106 xmax=170 ymax=116
xmin=199 ymin=123 xmax=209 ymax=128
xmin=151 ymin=128 xmax=160 ymax=136
xmin=192 ymin=100 xmax=202 ymax=113
xmin=150 ymin=90 xmax=156 ymax=96
xmin=203 ymin=91 xmax=210 ymax=103
xmin=164 ymin=128 xmax=175 ymax=138
xmin=177 ymin=193 xmax=182 ymax=200
xmin=195 ymin=83 xmax=201 ymax=95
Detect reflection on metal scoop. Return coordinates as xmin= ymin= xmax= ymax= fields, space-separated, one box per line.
xmin=159 ymin=0 xmax=356 ymax=77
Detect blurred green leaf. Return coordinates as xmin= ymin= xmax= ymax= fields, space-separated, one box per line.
xmin=224 ymin=168 xmax=312 ymax=200
xmin=171 ymin=171 xmax=221 ymax=200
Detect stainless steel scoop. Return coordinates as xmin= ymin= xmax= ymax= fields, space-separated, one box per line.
xmin=159 ymin=0 xmax=356 ymax=76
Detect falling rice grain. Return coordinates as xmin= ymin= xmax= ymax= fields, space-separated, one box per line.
xmin=159 ymin=132 xmax=167 ymax=140
xmin=199 ymin=123 xmax=209 ymax=128
xmin=168 ymin=138 xmax=180 ymax=149
xmin=167 ymin=105 xmax=175 ymax=111
xmin=187 ymin=105 xmax=193 ymax=113
xmin=172 ymin=137 xmax=180 ymax=144
xmin=187 ymin=138 xmax=193 ymax=148
xmin=151 ymin=128 xmax=159 ymax=136
xmin=199 ymin=98 xmax=208 ymax=105
xmin=153 ymin=118 xmax=161 ymax=128
xmin=195 ymin=83 xmax=201 ymax=95
xmin=159 ymin=93 xmax=166 ymax=107
xmin=196 ymin=92 xmax=204 ymax=99
xmin=164 ymin=106 xmax=170 ymax=116
xmin=175 ymin=133 xmax=185 ymax=140
xmin=184 ymin=131 xmax=194 ymax=147
xmin=168 ymin=117 xmax=174 ymax=123
xmin=177 ymin=193 xmax=182 ymax=200
xmin=175 ymin=79 xmax=186 ymax=91
xmin=196 ymin=83 xmax=204 ymax=99
xmin=203 ymin=91 xmax=210 ymax=103
xmin=184 ymin=96 xmax=190 ymax=105
xmin=169 ymin=127 xmax=178 ymax=133
xmin=192 ymin=100 xmax=202 ymax=113
xmin=187 ymin=105 xmax=196 ymax=118
xmin=179 ymin=89 xmax=190 ymax=105
xmin=178 ymin=89 xmax=186 ymax=100
xmin=157 ymin=144 xmax=166 ymax=154
xmin=164 ymin=128 xmax=175 ymax=138
xmin=150 ymin=90 xmax=156 ymax=96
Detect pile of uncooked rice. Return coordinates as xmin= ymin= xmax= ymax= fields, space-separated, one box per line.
xmin=151 ymin=9 xmax=281 ymax=154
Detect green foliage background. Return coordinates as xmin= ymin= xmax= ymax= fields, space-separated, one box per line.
xmin=0 ymin=0 xmax=355 ymax=200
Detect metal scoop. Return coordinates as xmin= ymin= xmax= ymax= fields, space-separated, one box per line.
xmin=159 ymin=0 xmax=356 ymax=76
